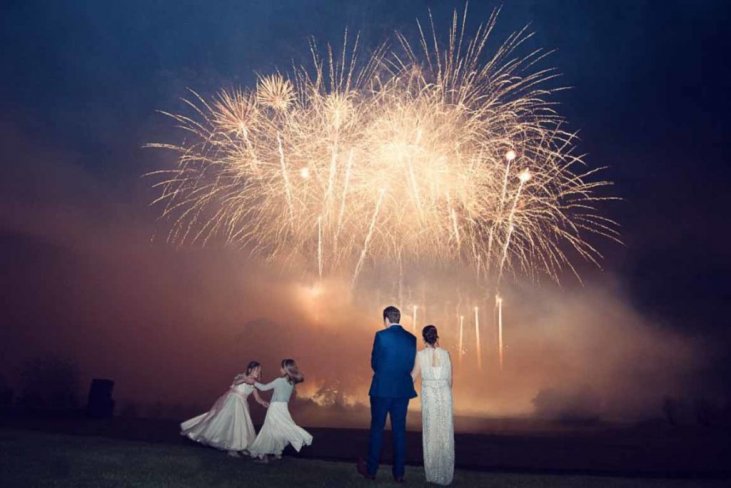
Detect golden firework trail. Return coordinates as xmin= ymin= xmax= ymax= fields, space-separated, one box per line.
xmin=148 ymin=7 xmax=619 ymax=288
xmin=474 ymin=306 xmax=482 ymax=371
xmin=412 ymin=304 xmax=418 ymax=333
xmin=496 ymin=294 xmax=504 ymax=371
xmin=458 ymin=314 xmax=465 ymax=365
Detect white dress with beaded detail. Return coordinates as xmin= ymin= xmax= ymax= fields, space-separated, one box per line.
xmin=417 ymin=347 xmax=454 ymax=485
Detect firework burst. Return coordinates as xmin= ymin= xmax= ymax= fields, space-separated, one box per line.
xmin=148 ymin=8 xmax=619 ymax=286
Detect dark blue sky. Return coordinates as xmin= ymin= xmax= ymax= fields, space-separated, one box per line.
xmin=1 ymin=1 xmax=730 ymax=367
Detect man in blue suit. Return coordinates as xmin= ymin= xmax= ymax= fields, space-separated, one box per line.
xmin=357 ymin=306 xmax=417 ymax=483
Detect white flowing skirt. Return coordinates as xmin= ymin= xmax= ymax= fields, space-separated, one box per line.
xmin=248 ymin=402 xmax=313 ymax=457
xmin=180 ymin=389 xmax=256 ymax=451
xmin=421 ymin=380 xmax=455 ymax=485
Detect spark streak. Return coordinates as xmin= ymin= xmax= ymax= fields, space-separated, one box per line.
xmin=496 ymin=295 xmax=504 ymax=371
xmin=458 ymin=314 xmax=465 ymax=365
xmin=277 ymin=134 xmax=295 ymax=225
xmin=317 ymin=215 xmax=323 ymax=279
xmin=352 ymin=188 xmax=386 ymax=288
xmin=474 ymin=306 xmax=482 ymax=371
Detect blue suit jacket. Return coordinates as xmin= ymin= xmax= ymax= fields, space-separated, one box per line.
xmin=368 ymin=325 xmax=418 ymax=398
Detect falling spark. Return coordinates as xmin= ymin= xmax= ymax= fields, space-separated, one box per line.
xmin=352 ymin=188 xmax=386 ymax=287
xmin=277 ymin=133 xmax=295 ymax=225
xmin=518 ymin=169 xmax=532 ymax=184
xmin=474 ymin=306 xmax=482 ymax=371
xmin=148 ymin=7 xmax=619 ymax=286
xmin=498 ymin=168 xmax=531 ymax=282
xmin=412 ymin=304 xmax=418 ymax=332
xmin=496 ymin=294 xmax=504 ymax=371
xmin=458 ymin=314 xmax=465 ymax=365
xmin=398 ymin=253 xmax=404 ymax=308
xmin=317 ymin=215 xmax=323 ymax=279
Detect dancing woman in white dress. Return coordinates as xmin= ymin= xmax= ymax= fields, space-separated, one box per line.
xmin=180 ymin=361 xmax=269 ymax=456
xmin=248 ymin=359 xmax=313 ymax=462
xmin=411 ymin=325 xmax=455 ymax=485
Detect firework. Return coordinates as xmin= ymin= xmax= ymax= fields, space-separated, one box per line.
xmin=412 ymin=304 xmax=418 ymax=333
xmin=148 ymin=7 xmax=618 ymax=288
xmin=474 ymin=306 xmax=482 ymax=371
xmin=496 ymin=294 xmax=504 ymax=371
xmin=458 ymin=314 xmax=465 ymax=365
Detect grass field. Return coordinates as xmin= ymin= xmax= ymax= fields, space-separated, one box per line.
xmin=0 ymin=429 xmax=727 ymax=487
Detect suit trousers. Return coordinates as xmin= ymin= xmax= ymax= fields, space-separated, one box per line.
xmin=367 ymin=395 xmax=410 ymax=478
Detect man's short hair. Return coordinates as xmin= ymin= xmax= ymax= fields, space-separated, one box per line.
xmin=383 ymin=306 xmax=401 ymax=324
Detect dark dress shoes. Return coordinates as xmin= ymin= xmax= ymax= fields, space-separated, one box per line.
xmin=356 ymin=457 xmax=375 ymax=480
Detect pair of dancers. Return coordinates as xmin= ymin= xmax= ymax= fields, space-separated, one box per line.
xmin=180 ymin=358 xmax=313 ymax=462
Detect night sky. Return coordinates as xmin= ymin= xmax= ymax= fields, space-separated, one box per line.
xmin=1 ymin=0 xmax=730 ymax=413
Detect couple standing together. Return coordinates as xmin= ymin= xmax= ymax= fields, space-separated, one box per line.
xmin=358 ymin=305 xmax=454 ymax=485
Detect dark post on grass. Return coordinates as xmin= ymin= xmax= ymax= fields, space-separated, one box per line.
xmin=87 ymin=379 xmax=115 ymax=418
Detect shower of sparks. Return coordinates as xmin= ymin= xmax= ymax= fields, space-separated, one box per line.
xmin=148 ymin=7 xmax=619 ymax=288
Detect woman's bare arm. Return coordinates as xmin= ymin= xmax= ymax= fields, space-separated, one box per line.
xmin=447 ymin=351 xmax=453 ymax=388
xmin=234 ymin=374 xmax=256 ymax=385
xmin=411 ymin=354 xmax=421 ymax=381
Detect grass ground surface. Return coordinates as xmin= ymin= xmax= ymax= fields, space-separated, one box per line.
xmin=0 ymin=429 xmax=728 ymax=487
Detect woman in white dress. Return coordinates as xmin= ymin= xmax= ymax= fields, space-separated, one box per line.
xmin=181 ymin=361 xmax=269 ymax=457
xmin=411 ymin=325 xmax=455 ymax=485
xmin=248 ymin=358 xmax=313 ymax=462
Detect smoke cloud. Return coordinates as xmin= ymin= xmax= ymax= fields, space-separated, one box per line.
xmin=0 ymin=122 xmax=710 ymax=430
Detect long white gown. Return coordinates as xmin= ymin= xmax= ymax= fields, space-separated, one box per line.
xmin=417 ymin=347 xmax=455 ymax=485
xmin=248 ymin=377 xmax=313 ymax=458
xmin=180 ymin=382 xmax=257 ymax=452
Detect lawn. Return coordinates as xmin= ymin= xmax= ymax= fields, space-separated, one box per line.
xmin=0 ymin=429 xmax=726 ymax=487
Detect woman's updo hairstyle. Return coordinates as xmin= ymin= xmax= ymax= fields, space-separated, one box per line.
xmin=422 ymin=325 xmax=439 ymax=346
xmin=245 ymin=361 xmax=261 ymax=376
